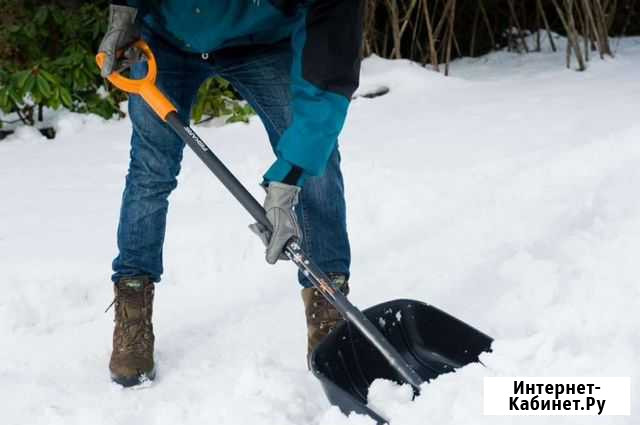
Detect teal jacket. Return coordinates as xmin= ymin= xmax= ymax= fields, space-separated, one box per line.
xmin=113 ymin=0 xmax=364 ymax=186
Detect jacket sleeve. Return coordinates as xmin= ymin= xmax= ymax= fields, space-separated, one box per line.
xmin=263 ymin=0 xmax=364 ymax=186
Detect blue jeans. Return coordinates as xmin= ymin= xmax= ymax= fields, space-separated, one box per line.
xmin=112 ymin=33 xmax=351 ymax=288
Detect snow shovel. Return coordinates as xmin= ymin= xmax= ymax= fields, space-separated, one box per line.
xmin=96 ymin=41 xmax=493 ymax=423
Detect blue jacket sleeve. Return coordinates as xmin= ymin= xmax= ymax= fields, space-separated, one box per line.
xmin=263 ymin=0 xmax=364 ymax=187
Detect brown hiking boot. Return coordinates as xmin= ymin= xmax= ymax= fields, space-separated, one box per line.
xmin=301 ymin=274 xmax=349 ymax=363
xmin=108 ymin=277 xmax=156 ymax=386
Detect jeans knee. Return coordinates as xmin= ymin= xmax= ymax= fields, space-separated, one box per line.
xmin=127 ymin=101 xmax=185 ymax=197
xmin=125 ymin=167 xmax=178 ymax=200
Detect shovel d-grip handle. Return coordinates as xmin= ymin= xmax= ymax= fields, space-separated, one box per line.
xmin=96 ymin=41 xmax=424 ymax=393
xmin=96 ymin=40 xmax=177 ymax=121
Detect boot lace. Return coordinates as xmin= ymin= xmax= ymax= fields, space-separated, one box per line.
xmin=309 ymin=277 xmax=349 ymax=332
xmin=310 ymin=293 xmax=343 ymax=331
xmin=111 ymin=285 xmax=154 ymax=356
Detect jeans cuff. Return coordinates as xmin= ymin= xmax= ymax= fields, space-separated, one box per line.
xmin=298 ymin=270 xmax=350 ymax=289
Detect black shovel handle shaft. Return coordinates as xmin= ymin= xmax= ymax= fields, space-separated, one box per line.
xmin=166 ymin=112 xmax=423 ymax=390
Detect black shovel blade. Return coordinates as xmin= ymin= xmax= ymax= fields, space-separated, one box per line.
xmin=310 ymin=299 xmax=493 ymax=424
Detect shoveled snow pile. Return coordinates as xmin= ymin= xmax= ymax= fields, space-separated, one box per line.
xmin=1 ymin=37 xmax=638 ymax=425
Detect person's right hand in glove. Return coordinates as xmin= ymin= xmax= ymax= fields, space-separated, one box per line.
xmin=98 ymin=4 xmax=141 ymax=78
xmin=249 ymin=182 xmax=302 ymax=264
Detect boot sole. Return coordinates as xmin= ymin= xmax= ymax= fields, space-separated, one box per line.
xmin=111 ymin=366 xmax=156 ymax=387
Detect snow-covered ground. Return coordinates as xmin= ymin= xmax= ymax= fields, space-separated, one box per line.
xmin=1 ymin=37 xmax=639 ymax=425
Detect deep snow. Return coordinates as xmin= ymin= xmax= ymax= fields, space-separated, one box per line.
xmin=1 ymin=37 xmax=639 ymax=425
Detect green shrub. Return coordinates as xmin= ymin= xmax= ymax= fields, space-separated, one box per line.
xmin=193 ymin=77 xmax=254 ymax=125
xmin=0 ymin=0 xmax=252 ymax=130
xmin=0 ymin=1 xmax=123 ymax=127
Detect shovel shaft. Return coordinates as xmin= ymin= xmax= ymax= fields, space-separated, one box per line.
xmin=165 ymin=113 xmax=423 ymax=390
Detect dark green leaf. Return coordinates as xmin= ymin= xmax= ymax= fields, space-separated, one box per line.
xmin=60 ymin=87 xmax=73 ymax=108
xmin=16 ymin=71 xmax=31 ymax=89
xmin=24 ymin=74 xmax=36 ymax=94
xmin=36 ymin=76 xmax=52 ymax=97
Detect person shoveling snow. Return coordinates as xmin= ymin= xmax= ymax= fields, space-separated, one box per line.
xmin=99 ymin=0 xmax=362 ymax=387
xmin=96 ymin=2 xmax=491 ymax=422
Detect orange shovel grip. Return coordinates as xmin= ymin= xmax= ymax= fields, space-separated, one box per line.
xmin=96 ymin=40 xmax=176 ymax=121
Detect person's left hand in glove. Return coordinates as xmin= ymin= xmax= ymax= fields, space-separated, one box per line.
xmin=97 ymin=4 xmax=141 ymax=78
xmin=249 ymin=182 xmax=301 ymax=264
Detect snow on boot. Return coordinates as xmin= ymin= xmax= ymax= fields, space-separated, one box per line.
xmin=108 ymin=277 xmax=156 ymax=387
xmin=301 ymin=274 xmax=350 ymax=362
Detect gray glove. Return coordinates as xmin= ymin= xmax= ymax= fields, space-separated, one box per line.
xmin=98 ymin=5 xmax=140 ymax=78
xmin=250 ymin=182 xmax=302 ymax=264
